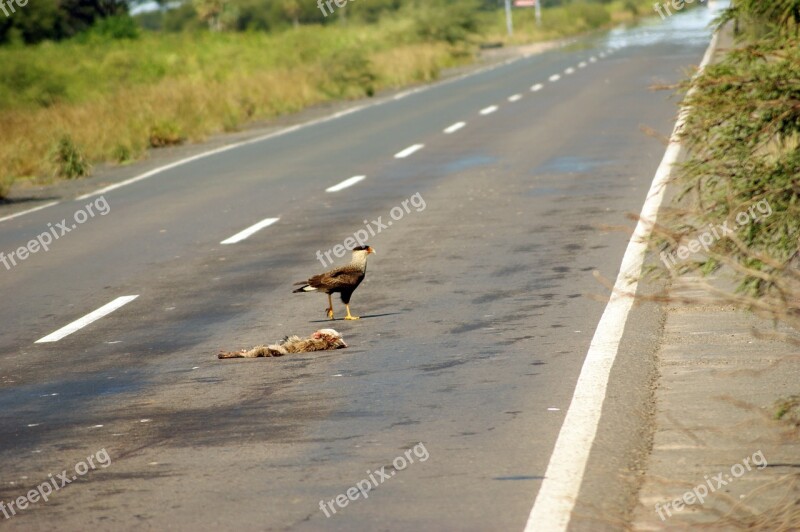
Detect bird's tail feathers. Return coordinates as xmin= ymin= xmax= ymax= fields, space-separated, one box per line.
xmin=292 ymin=284 xmax=317 ymax=293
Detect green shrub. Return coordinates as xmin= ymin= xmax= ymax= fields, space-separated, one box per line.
xmin=52 ymin=135 xmax=90 ymax=179
xmin=656 ymin=38 xmax=800 ymax=296
xmin=0 ymin=58 xmax=69 ymax=108
xmin=720 ymin=0 xmax=800 ymax=36
xmin=414 ymin=0 xmax=481 ymax=44
xmin=567 ymin=2 xmax=611 ymax=30
xmin=148 ymin=121 xmax=186 ymax=147
xmin=322 ymin=48 xmax=378 ymax=97
xmin=81 ymin=15 xmax=140 ymax=42
xmin=112 ymin=143 xmax=133 ymax=163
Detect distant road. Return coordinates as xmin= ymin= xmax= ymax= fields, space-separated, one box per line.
xmin=0 ymin=9 xmax=716 ymax=531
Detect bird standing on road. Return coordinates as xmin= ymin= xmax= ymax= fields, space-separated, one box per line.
xmin=293 ymin=246 xmax=375 ymax=320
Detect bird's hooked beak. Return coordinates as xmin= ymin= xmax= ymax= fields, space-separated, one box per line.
xmin=367 ymin=246 xmax=376 ymax=255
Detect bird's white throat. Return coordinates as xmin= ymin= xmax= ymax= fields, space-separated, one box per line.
xmin=350 ymin=250 xmax=370 ymax=268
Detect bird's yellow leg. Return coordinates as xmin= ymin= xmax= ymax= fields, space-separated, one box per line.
xmin=344 ymin=304 xmax=359 ymax=320
xmin=326 ymin=294 xmax=335 ymax=320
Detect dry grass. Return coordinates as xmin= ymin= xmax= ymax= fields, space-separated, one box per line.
xmin=0 ymin=26 xmax=461 ymax=192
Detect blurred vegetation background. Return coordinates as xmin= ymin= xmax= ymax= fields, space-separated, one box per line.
xmin=0 ymin=0 xmax=652 ymax=196
xmin=652 ymin=0 xmax=800 ymax=331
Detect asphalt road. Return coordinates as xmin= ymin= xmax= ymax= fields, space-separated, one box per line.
xmin=0 ymin=9 xmax=716 ymax=531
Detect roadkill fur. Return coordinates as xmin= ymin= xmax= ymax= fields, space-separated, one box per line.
xmin=218 ymin=329 xmax=347 ymax=359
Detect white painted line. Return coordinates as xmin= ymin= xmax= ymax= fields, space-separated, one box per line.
xmin=326 ymin=175 xmax=365 ymax=193
xmin=549 ymin=74 xmax=561 ymax=82
xmin=589 ymin=56 xmax=598 ymax=63
xmin=444 ymin=122 xmax=466 ymax=134
xmin=578 ymin=61 xmax=588 ymax=68
xmin=480 ymin=105 xmax=499 ymax=115
xmin=35 ymin=296 xmax=139 ymax=343
xmin=531 ymin=83 xmax=544 ymax=92
xmin=394 ymin=144 xmax=424 ymax=159
xmin=564 ymin=67 xmax=576 ymax=75
xmin=508 ymin=94 xmax=523 ymax=102
xmin=221 ymin=217 xmax=279 ymax=245
xmin=523 ymin=31 xmax=720 ymax=532
xmin=0 ymin=201 xmax=59 ymax=224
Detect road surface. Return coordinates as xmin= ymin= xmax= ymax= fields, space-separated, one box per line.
xmin=0 ymin=9 xmax=717 ymax=531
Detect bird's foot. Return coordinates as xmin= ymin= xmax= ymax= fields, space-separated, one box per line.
xmin=326 ymin=308 xmax=335 ymax=320
xmin=344 ymin=315 xmax=360 ymax=321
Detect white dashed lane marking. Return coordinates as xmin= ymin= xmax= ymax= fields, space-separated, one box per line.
xmin=394 ymin=144 xmax=425 ymax=159
xmin=549 ymin=74 xmax=561 ymax=82
xmin=531 ymin=83 xmax=544 ymax=92
xmin=326 ymin=175 xmax=365 ymax=193
xmin=220 ymin=217 xmax=280 ymax=245
xmin=444 ymin=122 xmax=466 ymax=134
xmin=508 ymin=94 xmax=523 ymax=102
xmin=35 ymin=295 xmax=139 ymax=343
xmin=480 ymin=105 xmax=499 ymax=115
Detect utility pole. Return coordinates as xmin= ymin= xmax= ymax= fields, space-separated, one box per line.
xmin=535 ymin=0 xmax=541 ymax=26
xmin=504 ymin=0 xmax=513 ymax=36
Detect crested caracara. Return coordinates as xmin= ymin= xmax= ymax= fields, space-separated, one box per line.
xmin=293 ymin=246 xmax=375 ymax=320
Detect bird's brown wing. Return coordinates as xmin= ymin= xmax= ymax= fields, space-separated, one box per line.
xmin=307 ymin=265 xmax=364 ymax=292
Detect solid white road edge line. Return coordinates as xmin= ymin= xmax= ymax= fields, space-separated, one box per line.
xmin=220 ymin=217 xmax=280 ymax=245
xmin=35 ymin=295 xmax=139 ymax=343
xmin=480 ymin=105 xmax=499 ymax=115
xmin=394 ymin=144 xmax=425 ymax=159
xmin=0 ymin=201 xmax=60 ymax=224
xmin=523 ymin=30 xmax=720 ymax=532
xmin=326 ymin=175 xmax=366 ymax=193
xmin=444 ymin=122 xmax=467 ymax=134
